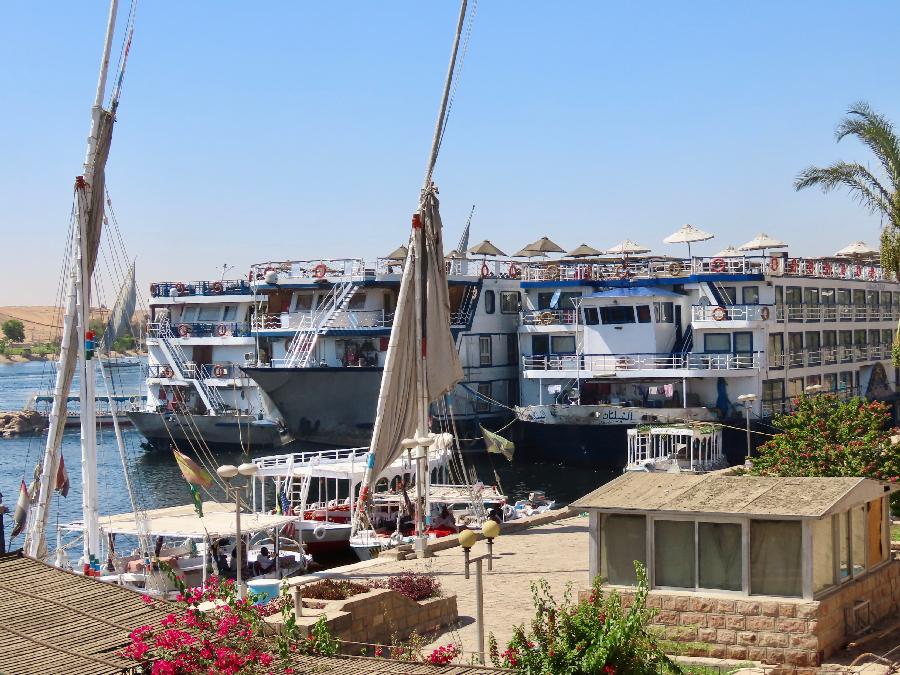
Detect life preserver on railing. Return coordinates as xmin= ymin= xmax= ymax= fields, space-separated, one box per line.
xmin=868 ymin=266 xmax=876 ymax=279
xmin=150 ymin=283 xmax=159 ymax=296
xmin=710 ymin=257 xmax=727 ymax=273
xmin=178 ymin=324 xmax=192 ymax=337
xmin=668 ymin=262 xmax=681 ymax=277
xmin=248 ymin=270 xmax=255 ymax=283
xmin=480 ymin=262 xmax=490 ymax=278
xmin=769 ymin=256 xmax=780 ymax=271
xmin=175 ymin=282 xmax=186 ymax=294
xmin=211 ymin=281 xmax=223 ymax=294
xmin=712 ymin=306 xmax=727 ymax=321
xmin=547 ymin=264 xmax=560 ymax=280
xmin=313 ymin=524 xmax=327 ymax=540
xmin=213 ymin=364 xmax=227 ymax=378
xmin=508 ymin=262 xmax=521 ymax=278
xmin=538 ymin=311 xmax=554 ymax=325
xmin=854 ymin=264 xmax=863 ymax=278
xmin=839 ymin=262 xmax=847 ymax=276
xmin=161 ymin=366 xmax=174 ymax=379
xmin=760 ymin=306 xmax=770 ymax=321
xmin=313 ymin=263 xmax=327 ymax=279
xmin=216 ymin=324 xmax=228 ymax=337
xmin=616 ymin=265 xmax=628 ymax=279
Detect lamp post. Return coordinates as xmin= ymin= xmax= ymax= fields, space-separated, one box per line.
xmin=736 ymin=393 xmax=757 ymax=465
xmin=459 ymin=520 xmax=501 ymax=665
xmin=217 ymin=462 xmax=259 ymax=599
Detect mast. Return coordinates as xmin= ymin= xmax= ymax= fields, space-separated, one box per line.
xmin=25 ymin=0 xmax=120 ymax=562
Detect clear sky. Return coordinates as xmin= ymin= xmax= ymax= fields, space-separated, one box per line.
xmin=2 ymin=1 xmax=900 ymax=306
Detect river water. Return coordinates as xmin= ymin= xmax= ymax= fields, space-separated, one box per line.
xmin=0 ymin=360 xmax=613 ymax=552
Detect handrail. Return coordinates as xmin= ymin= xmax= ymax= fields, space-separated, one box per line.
xmin=521 ymin=309 xmax=577 ymax=325
xmin=149 ymin=280 xmax=252 ymax=297
xmin=522 ymin=351 xmax=764 ymax=372
xmin=691 ymin=304 xmax=773 ymax=322
xmin=148 ymin=321 xmax=251 ymax=338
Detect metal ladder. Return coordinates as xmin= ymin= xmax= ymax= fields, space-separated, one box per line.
xmin=284 ymin=282 xmax=358 ymax=368
xmin=451 ymin=285 xmax=479 ymax=326
xmin=156 ymin=324 xmax=227 ymax=413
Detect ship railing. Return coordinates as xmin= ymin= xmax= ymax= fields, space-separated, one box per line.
xmin=253 ymin=446 xmax=370 ymax=472
xmin=782 ymin=304 xmax=899 ymax=323
xmin=522 ymin=351 xmax=763 ymax=372
xmin=327 ymin=309 xmax=394 ymax=329
xmin=252 ymin=313 xmax=314 ymax=331
xmin=779 ymin=258 xmax=892 ymax=281
xmin=250 ymin=259 xmax=368 ymax=282
xmin=521 ymin=309 xmax=577 ymax=325
xmin=198 ymin=363 xmax=246 ymax=380
xmin=786 ymin=305 xmax=805 ymax=322
xmin=691 ymin=304 xmax=773 ymax=322
xmin=148 ymin=321 xmax=252 ymax=338
xmin=149 ymin=280 xmax=252 ymax=298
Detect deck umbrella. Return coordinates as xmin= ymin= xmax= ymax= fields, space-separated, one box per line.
xmin=524 ymin=236 xmax=566 ymax=254
xmin=605 ymin=239 xmax=651 ymax=255
xmin=738 ymin=233 xmax=787 ymax=255
xmin=384 ymin=245 xmax=408 ymax=260
xmin=713 ymin=245 xmax=742 ymax=257
xmin=565 ymin=243 xmax=602 ymax=258
xmin=467 ymin=240 xmax=506 ymax=257
xmin=663 ymin=223 xmax=714 ymax=258
xmin=835 ymin=240 xmax=878 ymax=257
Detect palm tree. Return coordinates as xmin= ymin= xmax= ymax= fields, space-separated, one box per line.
xmin=795 ymin=101 xmax=900 ymax=274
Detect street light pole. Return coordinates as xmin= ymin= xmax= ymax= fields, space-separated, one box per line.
xmin=736 ymin=393 xmax=756 ymax=465
xmin=459 ymin=520 xmax=501 ymax=665
xmin=217 ymin=462 xmax=259 ymax=599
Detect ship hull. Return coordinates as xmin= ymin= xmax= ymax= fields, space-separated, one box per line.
xmin=127 ymin=410 xmax=286 ymax=450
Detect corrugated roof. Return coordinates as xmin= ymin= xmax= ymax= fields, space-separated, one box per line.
xmin=571 ymin=473 xmax=892 ymax=518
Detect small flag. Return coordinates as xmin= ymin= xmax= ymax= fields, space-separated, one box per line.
xmin=56 ymin=454 xmax=70 ymax=498
xmin=188 ymin=484 xmax=203 ymax=518
xmin=481 ymin=425 xmax=515 ymax=462
xmin=11 ymin=480 xmax=30 ymax=538
xmin=172 ymin=448 xmax=214 ymax=489
xmin=279 ymin=483 xmax=297 ymax=539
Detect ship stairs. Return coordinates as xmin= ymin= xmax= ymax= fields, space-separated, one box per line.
xmin=156 ymin=324 xmax=228 ymax=414
xmin=283 ymin=282 xmax=358 ymax=368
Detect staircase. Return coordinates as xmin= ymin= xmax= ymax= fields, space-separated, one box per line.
xmin=156 ymin=324 xmax=227 ymax=413
xmin=702 ymin=281 xmax=731 ymax=306
xmin=450 ymin=284 xmax=479 ymax=327
xmin=284 ymin=282 xmax=358 ymax=368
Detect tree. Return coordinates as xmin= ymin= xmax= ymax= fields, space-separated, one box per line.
xmin=1 ymin=319 xmax=25 ymax=343
xmin=749 ymin=393 xmax=899 ymax=513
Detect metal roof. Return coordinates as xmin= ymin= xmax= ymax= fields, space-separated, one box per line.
xmin=571 ymin=472 xmax=895 ymax=519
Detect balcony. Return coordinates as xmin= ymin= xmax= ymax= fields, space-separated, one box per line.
xmin=522 ymin=351 xmax=763 ymax=376
xmin=521 ymin=309 xmax=577 ymax=326
xmin=148 ymin=322 xmax=252 ymax=339
xmin=691 ymin=304 xmax=772 ymax=323
xmin=771 ymin=344 xmax=889 ymax=370
xmin=150 ymin=280 xmax=252 ymax=298
xmin=147 ymin=362 xmax=246 ymax=381
xmin=782 ymin=304 xmax=898 ymax=323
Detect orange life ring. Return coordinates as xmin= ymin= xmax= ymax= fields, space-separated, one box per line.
xmin=668 ymin=262 xmax=681 ymax=277
xmin=480 ymin=262 xmax=490 ymax=278
xmin=178 ymin=324 xmax=191 ymax=337
xmin=508 ymin=262 xmax=521 ymax=278
xmin=868 ymin=266 xmax=876 ymax=279
xmin=760 ymin=306 xmax=770 ymax=321
xmin=175 ymin=282 xmax=186 ymax=294
xmin=216 ymin=324 xmax=228 ymax=337
xmin=211 ymin=281 xmax=223 ymax=294
xmin=313 ymin=263 xmax=327 ymax=279
xmin=769 ymin=256 xmax=780 ymax=271
xmin=712 ymin=306 xmax=727 ymax=321
xmin=711 ymin=257 xmax=726 ymax=273
xmin=161 ymin=366 xmax=174 ymax=379
xmin=248 ymin=271 xmax=254 ymax=283
xmin=213 ymin=364 xmax=227 ymax=378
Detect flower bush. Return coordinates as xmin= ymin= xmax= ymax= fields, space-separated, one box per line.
xmin=370 ymin=572 xmax=442 ymax=601
xmin=489 ymin=564 xmax=681 ymax=675
xmin=749 ymin=393 xmax=900 ymax=513
xmin=298 ymin=578 xmax=370 ymax=601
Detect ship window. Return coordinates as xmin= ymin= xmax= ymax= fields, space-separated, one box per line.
xmin=507 ymin=334 xmax=518 ymax=365
xmin=785 ymin=287 xmax=802 ymax=305
xmin=198 ymin=305 xmax=219 ymax=321
xmin=295 ymin=294 xmax=313 ymax=311
xmin=821 ymin=288 xmax=836 ymax=305
xmin=583 ymin=307 xmax=599 ymax=325
xmin=182 ymin=306 xmax=198 ymax=322
xmin=837 ymin=288 xmax=851 ymax=306
xmin=894 ymin=292 xmax=900 ymax=308
xmin=742 ymin=286 xmax=759 ymax=304
xmin=551 ymin=335 xmax=576 ymax=354
xmin=853 ymin=289 xmax=866 ymax=306
xmin=733 ymin=332 xmax=752 ymax=354
xmin=501 ymin=291 xmax=521 ymax=314
xmin=788 ymin=377 xmax=804 ymax=398
xmin=775 ymin=286 xmax=783 ymax=306
xmin=881 ymin=292 xmax=892 ymax=307
xmin=222 ymin=305 xmax=237 ymax=321
xmin=750 ymin=520 xmax=802 ymax=597
xmin=654 ymin=520 xmax=695 ymax=589
xmin=599 ymin=306 xmax=635 ymax=325
xmin=854 ymin=329 xmax=867 ymax=346
xmin=704 ymin=333 xmax=731 ymax=353
xmin=636 ymin=305 xmax=652 ymax=323
xmin=602 ymin=514 xmax=646 ymax=586
xmin=348 ymin=293 xmax=366 ymax=310
xmin=804 ymin=287 xmax=819 ymax=306
xmin=479 ymin=336 xmax=492 ymax=366
xmin=883 ymin=329 xmax=893 ymax=346
xmin=866 ymin=290 xmax=878 ymax=307
xmin=824 ymin=373 xmax=837 ymax=391
xmin=699 ymin=522 xmax=743 ymax=591
xmin=531 ymin=334 xmax=549 ymax=355
xmin=869 ymin=330 xmax=881 ymax=345
xmin=823 ymin=330 xmax=836 ymax=346
xmin=475 ymin=383 xmax=491 ymax=412
xmin=484 ymin=290 xmax=495 ymax=314
xmin=838 ymin=371 xmax=852 ymax=391
xmin=720 ymin=287 xmax=737 ymax=304
xmin=654 ymin=302 xmax=674 ymax=323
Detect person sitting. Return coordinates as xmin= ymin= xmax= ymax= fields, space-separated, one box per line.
xmin=433 ymin=506 xmax=457 ymax=532
xmin=253 ymin=546 xmax=275 ymax=576
xmin=487 ymin=504 xmax=504 ymax=525
xmin=229 ymin=541 xmax=248 ymax=577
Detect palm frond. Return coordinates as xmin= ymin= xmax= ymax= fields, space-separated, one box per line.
xmin=836 ymin=101 xmax=900 ymax=188
xmin=794 ymin=162 xmax=891 ymax=216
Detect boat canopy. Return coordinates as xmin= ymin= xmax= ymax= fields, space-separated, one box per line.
xmin=588 ymin=287 xmax=683 ymax=299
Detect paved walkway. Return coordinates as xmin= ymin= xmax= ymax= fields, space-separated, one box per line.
xmin=322 ymin=515 xmax=590 ymax=656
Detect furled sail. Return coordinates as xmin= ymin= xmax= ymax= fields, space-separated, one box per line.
xmin=365 ymin=187 xmax=463 ymax=480
xmin=102 ymin=262 xmax=136 ymax=350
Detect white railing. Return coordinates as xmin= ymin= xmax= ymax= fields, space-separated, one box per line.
xmin=522 ymin=351 xmax=763 ymax=372
xmin=521 ymin=309 xmax=578 ymax=325
xmin=250 ymin=259 xmax=367 ymax=282
xmin=780 ymin=258 xmax=891 ymax=281
xmin=781 ymin=304 xmax=898 ymax=323
xmin=691 ymin=304 xmax=773 ymax=322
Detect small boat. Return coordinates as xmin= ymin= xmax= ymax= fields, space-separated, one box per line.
xmin=100 ymin=355 xmax=142 ymax=368
xmin=625 ymin=422 xmax=727 ymax=473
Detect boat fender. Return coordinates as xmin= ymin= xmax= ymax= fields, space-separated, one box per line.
xmin=313 ymin=263 xmax=327 ymax=279
xmin=508 ymin=262 xmax=521 ymax=278
xmin=710 ymin=257 xmax=726 ymax=273
xmin=313 ymin=525 xmax=327 ymax=540
xmin=216 ymin=324 xmax=228 ymax=337
xmin=480 ymin=262 xmax=490 ymax=278
xmin=211 ymin=281 xmax=223 ymax=294
xmin=760 ymin=306 xmax=770 ymax=321
xmin=712 ymin=306 xmax=727 ymax=321
xmin=668 ymin=262 xmax=681 ymax=276
xmin=178 ymin=324 xmax=192 ymax=337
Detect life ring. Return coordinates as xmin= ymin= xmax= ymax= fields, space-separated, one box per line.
xmin=508 ymin=262 xmax=521 ymax=278
xmin=313 ymin=263 xmax=327 ymax=279
xmin=538 ymin=311 xmax=554 ymax=325
xmin=313 ymin=525 xmax=327 ymax=540
xmin=178 ymin=324 xmax=191 ymax=337
xmin=211 ymin=281 xmax=223 ymax=294
xmin=616 ymin=265 xmax=628 ymax=279
xmin=868 ymin=266 xmax=876 ymax=279
xmin=668 ymin=262 xmax=681 ymax=277
xmin=839 ymin=262 xmax=847 ymax=276
xmin=854 ymin=265 xmax=862 ymax=278
xmin=822 ymin=262 xmax=832 ymax=275
xmin=805 ymin=261 xmax=815 ymax=276
xmin=710 ymin=257 xmax=726 ymax=273
xmin=216 ymin=324 xmax=228 ymax=337
xmin=213 ymin=364 xmax=227 ymax=378
xmin=150 ymin=283 xmax=159 ymax=296
xmin=547 ymin=264 xmax=560 ymax=279
xmin=480 ymin=262 xmax=490 ymax=278
xmin=712 ymin=306 xmax=727 ymax=321
xmin=760 ymin=306 xmax=770 ymax=321
xmin=175 ymin=282 xmax=186 ymax=294
xmin=769 ymin=256 xmax=780 ymax=271
xmin=248 ymin=271 xmax=254 ymax=283
xmin=161 ymin=366 xmax=174 ymax=379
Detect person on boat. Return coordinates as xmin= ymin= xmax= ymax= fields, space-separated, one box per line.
xmin=487 ymin=504 xmax=504 ymax=525
xmin=229 ymin=541 xmax=248 ymax=577
xmin=253 ymin=546 xmax=274 ymax=576
xmin=433 ymin=506 xmax=457 ymax=532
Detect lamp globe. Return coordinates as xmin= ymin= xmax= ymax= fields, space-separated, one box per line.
xmin=482 ymin=520 xmax=500 ymax=540
xmin=458 ymin=529 xmax=477 ymax=550
xmin=216 ymin=464 xmax=238 ymax=480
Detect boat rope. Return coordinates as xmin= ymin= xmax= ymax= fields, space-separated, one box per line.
xmin=436 ymin=0 xmax=478 ymax=162
xmin=110 ymin=0 xmax=139 ymax=108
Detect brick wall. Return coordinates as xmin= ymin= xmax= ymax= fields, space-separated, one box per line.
xmin=578 ymin=559 xmax=899 ymax=669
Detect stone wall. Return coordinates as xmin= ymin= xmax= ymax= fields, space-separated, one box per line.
xmin=579 ymin=559 xmax=900 ymax=670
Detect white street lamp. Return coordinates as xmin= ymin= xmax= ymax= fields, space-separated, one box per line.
xmin=737 ymin=394 xmax=757 ymax=464
xmin=217 ymin=462 xmax=258 ymax=598
xmin=460 ymin=522 xmax=502 ymax=665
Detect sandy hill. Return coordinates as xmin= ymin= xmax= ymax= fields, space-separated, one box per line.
xmin=0 ymin=306 xmax=145 ymax=344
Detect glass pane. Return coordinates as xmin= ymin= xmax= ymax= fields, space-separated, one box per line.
xmin=600 ymin=306 xmax=635 ymax=325
xmin=750 ymin=520 xmax=802 ymax=597
xmin=484 ymin=290 xmax=495 ymax=314
xmin=812 ymin=517 xmax=835 ymax=593
xmin=636 ymin=305 xmax=652 ymax=323
xmin=742 ymin=286 xmax=759 ymax=304
xmin=198 ymin=305 xmax=219 ymax=321
xmin=705 ymin=334 xmax=731 ymax=353
xmin=603 ymin=515 xmax=646 ymax=586
xmin=734 ymin=333 xmax=752 ymax=353
xmin=838 ymin=512 xmax=850 ymax=580
xmin=551 ymin=336 xmax=576 ymax=353
xmin=654 ymin=521 xmax=695 ymax=588
xmin=699 ymin=522 xmax=742 ymax=591
xmin=851 ymin=506 xmax=866 ymax=576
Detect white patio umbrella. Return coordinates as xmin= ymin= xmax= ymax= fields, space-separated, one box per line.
xmin=663 ymin=223 xmax=714 ymax=258
xmin=738 ymin=232 xmax=787 ymax=255
xmin=565 ymin=243 xmax=602 ymax=258
xmin=835 ymin=240 xmax=879 ymax=257
xmin=605 ymin=239 xmax=651 ymax=255
xmin=713 ymin=245 xmax=741 ymax=257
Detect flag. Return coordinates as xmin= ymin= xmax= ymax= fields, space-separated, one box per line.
xmin=11 ymin=480 xmax=30 ymax=538
xmin=56 ymin=454 xmax=70 ymax=498
xmin=172 ymin=448 xmax=214 ymax=488
xmin=188 ymin=484 xmax=203 ymax=518
xmin=279 ymin=483 xmax=297 ymax=539
xmin=481 ymin=425 xmax=515 ymax=462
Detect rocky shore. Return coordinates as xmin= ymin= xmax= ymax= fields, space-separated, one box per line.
xmin=0 ymin=410 xmax=47 ymax=437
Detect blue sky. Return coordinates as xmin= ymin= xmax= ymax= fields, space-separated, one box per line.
xmin=2 ymin=1 xmax=900 ymax=305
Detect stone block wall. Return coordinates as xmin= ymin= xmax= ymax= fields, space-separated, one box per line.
xmin=578 ymin=559 xmax=899 ymax=669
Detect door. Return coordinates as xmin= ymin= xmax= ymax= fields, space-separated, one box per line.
xmin=674 ymin=305 xmax=683 ymax=345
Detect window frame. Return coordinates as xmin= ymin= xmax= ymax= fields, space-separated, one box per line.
xmin=478 ymin=335 xmax=492 ymax=367
xmin=500 ymin=291 xmax=521 ymax=314
xmin=483 ymin=290 xmax=495 ymax=314
xmin=550 ymin=334 xmax=576 ymax=355
xmin=704 ymin=332 xmax=732 ymax=354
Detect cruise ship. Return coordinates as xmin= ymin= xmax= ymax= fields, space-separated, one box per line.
xmin=513 ymin=247 xmax=900 ymax=466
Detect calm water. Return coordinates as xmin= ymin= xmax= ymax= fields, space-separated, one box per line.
xmin=0 ymin=360 xmax=612 ymax=552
